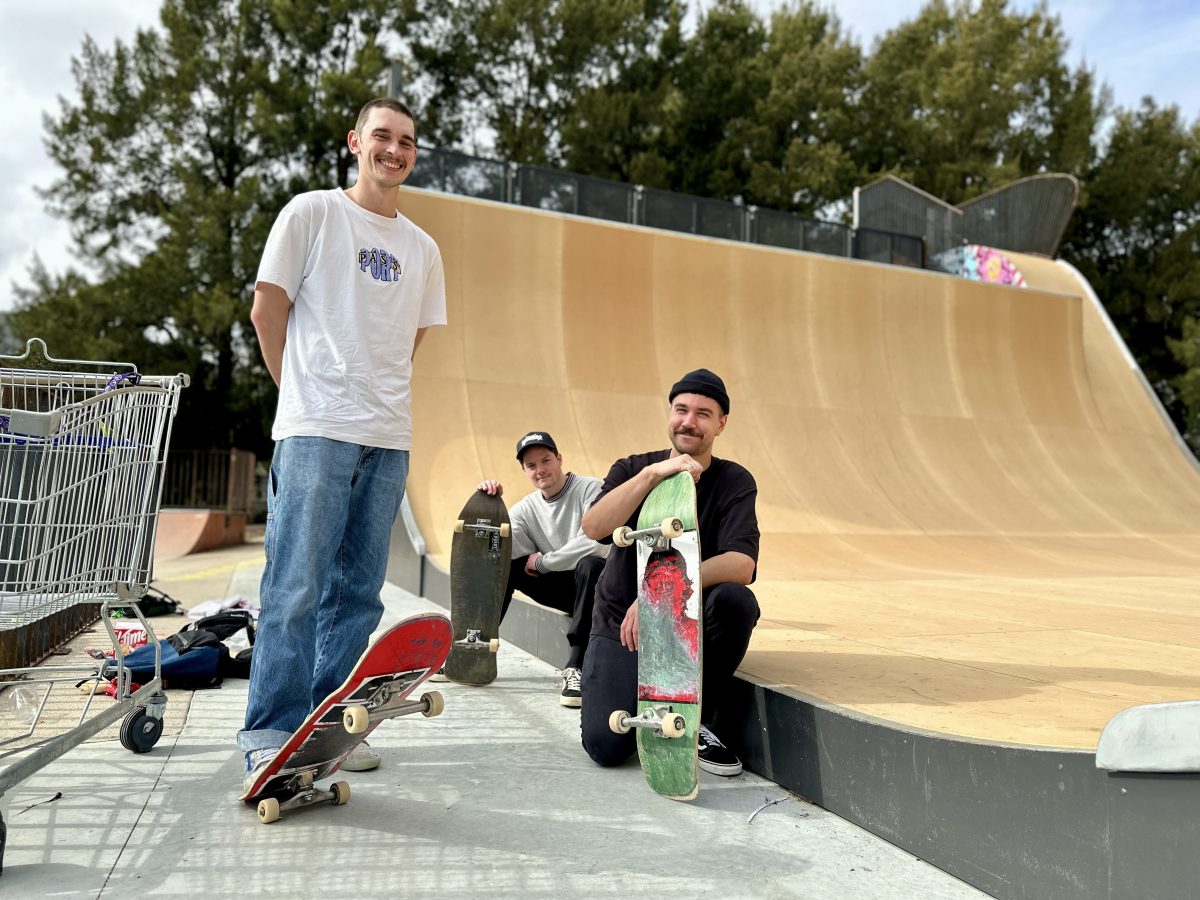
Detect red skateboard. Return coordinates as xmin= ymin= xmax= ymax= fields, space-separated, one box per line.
xmin=239 ymin=613 xmax=451 ymax=823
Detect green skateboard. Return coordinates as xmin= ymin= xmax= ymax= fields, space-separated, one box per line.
xmin=608 ymin=471 xmax=702 ymax=800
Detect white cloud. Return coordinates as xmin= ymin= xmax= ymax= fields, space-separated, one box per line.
xmin=0 ymin=1 xmax=161 ymax=310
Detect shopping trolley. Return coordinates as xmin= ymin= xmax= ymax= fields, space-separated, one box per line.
xmin=0 ymin=339 xmax=188 ymax=869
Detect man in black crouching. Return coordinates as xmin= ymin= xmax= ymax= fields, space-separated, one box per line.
xmin=579 ymin=369 xmax=760 ymax=776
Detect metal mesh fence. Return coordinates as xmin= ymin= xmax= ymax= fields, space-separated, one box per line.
xmin=406 ymin=147 xmax=508 ymax=202
xmin=515 ymin=165 xmax=637 ymax=224
xmin=856 ymin=175 xmax=963 ymax=256
xmin=852 ymin=228 xmax=925 ymax=269
xmin=958 ymin=174 xmax=1080 ymax=256
xmin=639 ymin=188 xmax=746 ymax=241
xmin=750 ymin=208 xmax=852 ymax=257
xmin=408 ymin=148 xmax=942 ymax=269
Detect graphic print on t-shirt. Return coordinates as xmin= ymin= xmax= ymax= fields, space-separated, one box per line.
xmin=358 ymin=246 xmax=403 ymax=283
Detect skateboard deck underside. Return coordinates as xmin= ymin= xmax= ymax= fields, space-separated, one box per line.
xmin=241 ymin=613 xmax=450 ymax=802
xmin=448 ymin=492 xmax=511 ymax=685
xmin=636 ymin=473 xmax=702 ymax=800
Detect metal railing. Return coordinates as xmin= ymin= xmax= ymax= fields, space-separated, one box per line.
xmin=408 ymin=147 xmax=925 ymax=268
xmin=160 ymin=448 xmax=255 ymax=515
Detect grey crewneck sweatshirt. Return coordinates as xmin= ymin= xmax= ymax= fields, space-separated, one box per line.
xmin=509 ymin=473 xmax=608 ymax=573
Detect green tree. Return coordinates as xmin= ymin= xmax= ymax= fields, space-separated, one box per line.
xmin=563 ymin=0 xmax=862 ymax=214
xmin=1062 ymin=101 xmax=1200 ymax=447
xmin=10 ymin=0 xmax=402 ymax=455
xmin=859 ymin=0 xmax=1104 ymax=203
xmin=406 ymin=0 xmax=684 ymax=165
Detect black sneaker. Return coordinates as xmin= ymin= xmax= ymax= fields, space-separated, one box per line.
xmin=697 ymin=724 xmax=742 ymax=776
xmin=559 ymin=667 xmax=582 ymax=707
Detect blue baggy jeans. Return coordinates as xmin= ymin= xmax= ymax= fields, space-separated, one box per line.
xmin=237 ymin=436 xmax=409 ymax=752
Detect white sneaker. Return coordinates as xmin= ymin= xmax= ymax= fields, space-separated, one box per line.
xmin=429 ymin=665 xmax=448 ymax=683
xmin=341 ymin=740 xmax=381 ymax=772
xmin=242 ymin=747 xmax=279 ymax=793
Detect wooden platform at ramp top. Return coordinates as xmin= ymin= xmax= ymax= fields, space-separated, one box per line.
xmin=391 ymin=188 xmax=1200 ymax=897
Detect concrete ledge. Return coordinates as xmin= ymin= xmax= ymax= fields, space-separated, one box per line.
xmin=1096 ymin=700 xmax=1200 ymax=772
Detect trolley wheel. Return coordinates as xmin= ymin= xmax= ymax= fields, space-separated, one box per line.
xmin=454 ymin=519 xmax=465 ymax=534
xmin=343 ymin=706 xmax=370 ymax=734
xmin=331 ymin=781 xmax=351 ymax=806
xmin=488 ymin=638 xmax=500 ymax=653
xmin=609 ymin=710 xmax=632 ymax=734
xmin=661 ymin=713 xmax=686 ymax=739
xmin=660 ymin=517 xmax=684 ymax=539
xmin=613 ymin=526 xmax=633 ymax=548
xmin=119 ymin=706 xmax=163 ymax=753
xmin=257 ymin=797 xmax=281 ymax=824
xmin=421 ymin=691 xmax=445 ymax=717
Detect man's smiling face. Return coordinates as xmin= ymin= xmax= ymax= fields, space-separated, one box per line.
xmin=350 ymin=106 xmax=417 ymax=190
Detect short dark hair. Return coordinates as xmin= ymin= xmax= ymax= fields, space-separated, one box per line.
xmin=355 ymin=97 xmax=416 ymax=135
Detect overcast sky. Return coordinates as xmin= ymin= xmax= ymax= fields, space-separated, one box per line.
xmin=1 ymin=0 xmax=1198 ymax=311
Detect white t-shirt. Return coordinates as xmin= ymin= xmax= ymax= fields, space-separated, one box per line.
xmin=257 ymin=189 xmax=446 ymax=450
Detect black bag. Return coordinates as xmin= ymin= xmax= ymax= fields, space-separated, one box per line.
xmin=172 ymin=610 xmax=256 ymax=646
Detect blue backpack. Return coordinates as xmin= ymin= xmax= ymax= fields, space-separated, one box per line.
xmin=105 ymin=641 xmax=224 ymax=690
xmin=104 ymin=609 xmax=255 ymax=689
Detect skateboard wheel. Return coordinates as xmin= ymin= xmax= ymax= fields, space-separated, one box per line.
xmin=612 ymin=526 xmax=633 ymax=548
xmin=332 ymin=781 xmax=351 ymax=806
xmin=421 ymin=691 xmax=445 ymax=717
xmin=609 ymin=710 xmax=632 ymax=734
xmin=454 ymin=519 xmax=465 ymax=534
xmin=257 ymin=797 xmax=281 ymax=824
xmin=343 ymin=705 xmax=370 ymax=734
xmin=488 ymin=638 xmax=500 ymax=653
xmin=660 ymin=517 xmax=684 ymax=539
xmin=499 ymin=523 xmax=510 ymax=537
xmin=661 ymin=713 xmax=686 ymax=739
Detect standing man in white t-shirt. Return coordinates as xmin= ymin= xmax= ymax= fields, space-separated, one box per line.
xmin=238 ymin=98 xmax=447 ymax=791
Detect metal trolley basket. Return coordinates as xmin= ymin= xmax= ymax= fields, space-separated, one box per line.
xmin=0 ymin=339 xmax=188 ymax=864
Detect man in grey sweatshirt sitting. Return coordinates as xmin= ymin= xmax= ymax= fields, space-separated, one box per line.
xmin=476 ymin=432 xmax=607 ymax=707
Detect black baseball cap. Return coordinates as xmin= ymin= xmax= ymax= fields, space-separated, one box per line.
xmin=515 ymin=431 xmax=559 ymax=461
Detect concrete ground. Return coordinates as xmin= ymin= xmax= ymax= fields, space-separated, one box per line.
xmin=0 ymin=537 xmax=984 ymax=899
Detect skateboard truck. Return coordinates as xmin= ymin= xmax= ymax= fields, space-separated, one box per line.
xmin=454 ymin=517 xmax=511 ymax=559
xmin=256 ymin=772 xmax=351 ymax=825
xmin=452 ymin=628 xmax=500 ymax=654
xmin=612 ymin=517 xmax=684 ymax=550
xmin=342 ymin=690 xmax=446 ymax=734
xmin=608 ymin=705 xmax=688 ymax=739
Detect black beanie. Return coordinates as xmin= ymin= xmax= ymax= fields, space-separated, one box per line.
xmin=668 ymin=368 xmax=729 ymax=414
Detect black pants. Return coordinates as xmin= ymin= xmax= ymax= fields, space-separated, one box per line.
xmin=502 ymin=554 xmax=605 ymax=670
xmin=580 ymin=582 xmax=759 ymax=766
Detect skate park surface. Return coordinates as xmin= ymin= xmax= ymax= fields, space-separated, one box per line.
xmin=392 ymin=188 xmax=1200 ymax=897
xmin=0 ymin=537 xmax=981 ymax=899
